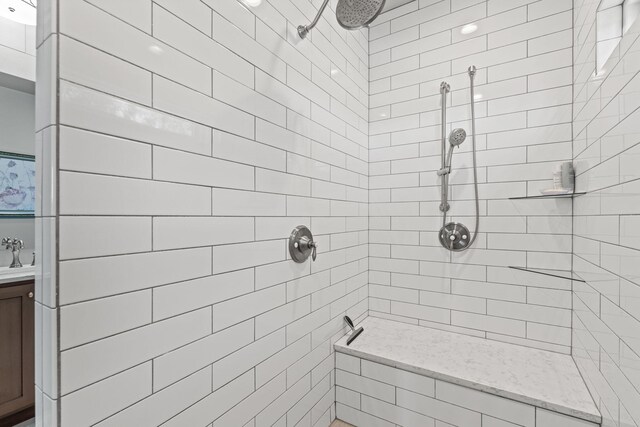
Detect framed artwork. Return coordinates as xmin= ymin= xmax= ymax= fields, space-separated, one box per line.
xmin=0 ymin=152 xmax=35 ymax=217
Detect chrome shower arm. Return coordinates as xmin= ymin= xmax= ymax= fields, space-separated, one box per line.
xmin=298 ymin=0 xmax=331 ymax=39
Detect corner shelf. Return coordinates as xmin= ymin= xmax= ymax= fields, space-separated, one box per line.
xmin=508 ymin=266 xmax=586 ymax=282
xmin=508 ymin=192 xmax=586 ymax=200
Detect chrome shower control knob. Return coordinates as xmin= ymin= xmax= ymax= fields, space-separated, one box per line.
xmin=439 ymin=222 xmax=472 ymax=252
xmin=289 ymin=226 xmax=318 ymax=263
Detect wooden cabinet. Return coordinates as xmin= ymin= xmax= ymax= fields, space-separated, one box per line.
xmin=0 ymin=280 xmax=34 ymax=424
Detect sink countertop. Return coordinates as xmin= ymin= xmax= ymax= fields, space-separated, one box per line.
xmin=0 ymin=265 xmax=35 ymax=285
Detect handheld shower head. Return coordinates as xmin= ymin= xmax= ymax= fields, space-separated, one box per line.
xmin=449 ymin=128 xmax=467 ymax=147
xmin=443 ymin=128 xmax=467 ymax=174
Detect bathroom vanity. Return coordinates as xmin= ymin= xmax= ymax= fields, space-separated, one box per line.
xmin=0 ymin=268 xmax=35 ymax=426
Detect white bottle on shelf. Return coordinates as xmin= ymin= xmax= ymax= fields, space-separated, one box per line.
xmin=561 ymin=162 xmax=575 ymax=191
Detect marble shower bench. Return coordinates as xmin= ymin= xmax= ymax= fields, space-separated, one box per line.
xmin=334 ymin=317 xmax=600 ymax=427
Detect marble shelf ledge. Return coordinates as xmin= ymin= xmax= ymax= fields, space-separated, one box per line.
xmin=509 ymin=192 xmax=586 ymax=200
xmin=508 ymin=266 xmax=586 ymax=282
xmin=335 ymin=317 xmax=601 ymax=424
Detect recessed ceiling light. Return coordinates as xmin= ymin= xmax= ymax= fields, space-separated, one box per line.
xmin=0 ymin=0 xmax=36 ymax=26
xmin=331 ymin=69 xmax=339 ymax=75
xmin=148 ymin=45 xmax=163 ymax=54
xmin=461 ymin=23 xmax=478 ymax=35
xmin=242 ymin=0 xmax=262 ymax=7
xmin=474 ymin=93 xmax=483 ymax=100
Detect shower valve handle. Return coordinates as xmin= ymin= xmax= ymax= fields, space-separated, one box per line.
xmin=298 ymin=237 xmax=317 ymax=261
xmin=294 ymin=236 xmax=317 ymax=261
xmin=289 ymin=226 xmax=318 ymax=263
xmin=309 ymin=240 xmax=317 ymax=261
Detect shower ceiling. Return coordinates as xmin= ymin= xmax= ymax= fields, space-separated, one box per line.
xmin=0 ymin=0 xmax=36 ymax=25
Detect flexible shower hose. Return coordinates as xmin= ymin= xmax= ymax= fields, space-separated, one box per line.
xmin=466 ymin=65 xmax=480 ymax=249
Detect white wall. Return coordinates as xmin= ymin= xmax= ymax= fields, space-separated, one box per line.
xmin=36 ymin=0 xmax=369 ymax=426
xmin=0 ymin=15 xmax=36 ymax=264
xmin=572 ymin=1 xmax=640 ymax=426
xmin=0 ymin=15 xmax=36 ymax=82
xmin=0 ymin=86 xmax=35 ymax=155
xmin=367 ymin=0 xmax=575 ymax=353
xmin=0 ymin=79 xmax=35 ymax=267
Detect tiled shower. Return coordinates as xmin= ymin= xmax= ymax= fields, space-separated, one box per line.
xmin=369 ymin=0 xmax=575 ymax=352
xmin=31 ymin=0 xmax=640 ymax=426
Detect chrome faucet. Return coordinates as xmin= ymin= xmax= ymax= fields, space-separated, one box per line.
xmin=2 ymin=238 xmax=24 ymax=268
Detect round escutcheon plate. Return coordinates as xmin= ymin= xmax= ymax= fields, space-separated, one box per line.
xmin=439 ymin=222 xmax=471 ymax=252
xmin=289 ymin=225 xmax=315 ymax=263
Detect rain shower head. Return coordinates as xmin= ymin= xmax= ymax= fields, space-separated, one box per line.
xmin=298 ymin=0 xmax=386 ymax=38
xmin=336 ymin=0 xmax=386 ymax=30
xmin=449 ymin=128 xmax=467 ymax=147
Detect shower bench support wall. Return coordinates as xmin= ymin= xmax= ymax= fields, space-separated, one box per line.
xmin=334 ymin=317 xmax=601 ymax=427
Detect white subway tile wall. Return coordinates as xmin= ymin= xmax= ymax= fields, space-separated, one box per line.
xmin=37 ymin=0 xmax=369 ymax=425
xmin=368 ymin=0 xmax=575 ymax=353
xmin=572 ymin=1 xmax=640 ymax=426
xmin=335 ymin=353 xmax=600 ymax=427
xmin=33 ymin=0 xmax=640 ymax=425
